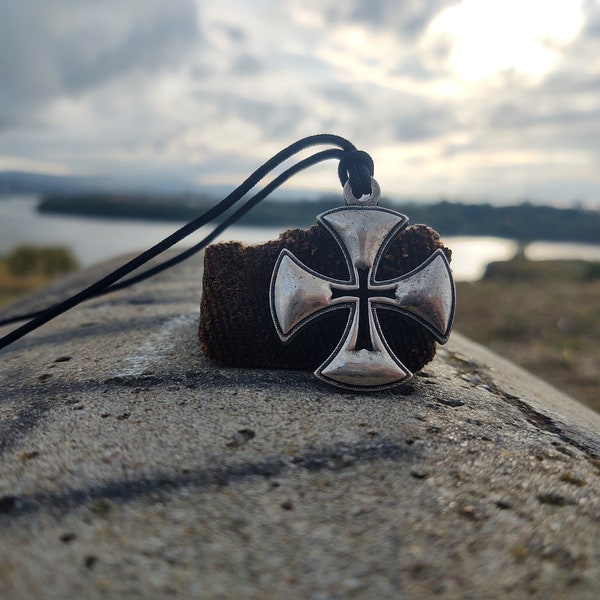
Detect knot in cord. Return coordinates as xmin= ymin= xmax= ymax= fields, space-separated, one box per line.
xmin=338 ymin=150 xmax=375 ymax=198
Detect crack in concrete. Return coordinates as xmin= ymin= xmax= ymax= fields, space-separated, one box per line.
xmin=446 ymin=352 xmax=599 ymax=461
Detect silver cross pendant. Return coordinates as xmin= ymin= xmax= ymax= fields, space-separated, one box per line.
xmin=269 ymin=178 xmax=456 ymax=391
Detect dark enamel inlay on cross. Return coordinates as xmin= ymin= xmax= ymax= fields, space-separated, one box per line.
xmin=330 ymin=268 xmax=397 ymax=352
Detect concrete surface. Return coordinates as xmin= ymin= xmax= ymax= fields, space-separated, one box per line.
xmin=0 ymin=253 xmax=599 ymax=599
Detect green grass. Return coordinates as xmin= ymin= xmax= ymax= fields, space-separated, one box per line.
xmin=455 ymin=259 xmax=600 ymax=413
xmin=0 ymin=245 xmax=79 ymax=307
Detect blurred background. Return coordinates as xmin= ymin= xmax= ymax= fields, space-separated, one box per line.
xmin=0 ymin=0 xmax=598 ymax=409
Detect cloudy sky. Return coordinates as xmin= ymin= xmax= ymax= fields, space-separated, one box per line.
xmin=1 ymin=0 xmax=600 ymax=206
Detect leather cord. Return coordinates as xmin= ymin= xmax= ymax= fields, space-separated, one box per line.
xmin=0 ymin=135 xmax=374 ymax=349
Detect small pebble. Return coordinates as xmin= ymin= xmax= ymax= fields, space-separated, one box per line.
xmin=410 ymin=467 xmax=429 ymax=479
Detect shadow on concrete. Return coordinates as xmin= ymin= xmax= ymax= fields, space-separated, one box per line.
xmin=0 ymin=437 xmax=413 ymax=519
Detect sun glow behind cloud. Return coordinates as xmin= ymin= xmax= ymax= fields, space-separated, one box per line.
xmin=428 ymin=0 xmax=584 ymax=82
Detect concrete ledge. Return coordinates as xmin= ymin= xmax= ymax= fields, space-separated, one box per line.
xmin=1 ymin=253 xmax=599 ymax=599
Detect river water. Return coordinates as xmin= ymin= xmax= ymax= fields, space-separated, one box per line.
xmin=1 ymin=195 xmax=599 ymax=281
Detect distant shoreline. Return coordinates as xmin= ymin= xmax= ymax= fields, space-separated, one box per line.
xmin=36 ymin=193 xmax=600 ymax=244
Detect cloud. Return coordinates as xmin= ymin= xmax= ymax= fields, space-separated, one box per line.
xmin=0 ymin=0 xmax=599 ymax=205
xmin=0 ymin=1 xmax=199 ymax=126
xmin=230 ymin=53 xmax=264 ymax=76
xmin=444 ymin=0 xmax=600 ymax=163
xmin=288 ymin=0 xmax=458 ymax=38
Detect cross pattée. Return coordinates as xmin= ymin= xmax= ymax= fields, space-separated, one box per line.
xmin=270 ymin=206 xmax=455 ymax=391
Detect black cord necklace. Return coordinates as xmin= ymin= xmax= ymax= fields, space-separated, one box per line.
xmin=0 ymin=134 xmax=374 ymax=349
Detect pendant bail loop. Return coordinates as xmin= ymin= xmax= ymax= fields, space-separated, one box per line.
xmin=343 ymin=177 xmax=381 ymax=207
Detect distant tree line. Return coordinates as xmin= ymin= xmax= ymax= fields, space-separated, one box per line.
xmin=38 ymin=194 xmax=600 ymax=243
xmin=395 ymin=200 xmax=600 ymax=243
xmin=38 ymin=193 xmax=213 ymax=222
